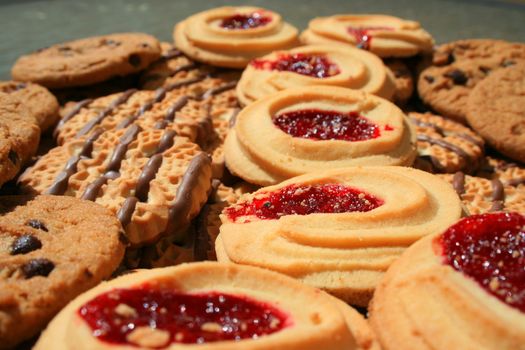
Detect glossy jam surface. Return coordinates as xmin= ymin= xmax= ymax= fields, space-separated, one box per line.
xmin=273 ymin=109 xmax=381 ymax=141
xmin=438 ymin=212 xmax=525 ymax=313
xmin=79 ymin=288 xmax=290 ymax=347
xmin=347 ymin=26 xmax=394 ymax=50
xmin=225 ymin=184 xmax=383 ymax=222
xmin=251 ymin=53 xmax=340 ymax=78
xmin=220 ymin=13 xmax=271 ymax=30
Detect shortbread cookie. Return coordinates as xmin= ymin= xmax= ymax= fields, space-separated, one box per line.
xmin=216 ymin=167 xmax=462 ymax=306
xmin=0 ymin=195 xmax=125 ymax=349
xmin=476 ymin=156 xmax=525 ymax=188
xmin=0 ymin=93 xmax=40 ymax=188
xmin=19 ymin=126 xmax=212 ymax=247
xmin=384 ymin=59 xmax=414 ymax=104
xmin=12 ymin=33 xmax=161 ymax=88
xmin=225 ymin=86 xmax=417 ymax=186
xmin=237 ymin=45 xmax=395 ymax=106
xmin=369 ymin=212 xmax=525 ymax=350
xmin=174 ymin=6 xmax=299 ymax=68
xmin=437 ymin=172 xmax=525 ymax=215
xmin=409 ymin=112 xmax=484 ymax=174
xmin=466 ymin=63 xmax=525 ymax=163
xmin=35 ymin=262 xmax=380 ymax=350
xmin=0 ymin=81 xmax=59 ymax=132
xmin=300 ymin=14 xmax=434 ymax=58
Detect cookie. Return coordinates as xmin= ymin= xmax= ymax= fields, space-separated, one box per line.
xmin=174 ymin=6 xmax=299 ymax=68
xmin=35 ymin=262 xmax=380 ymax=350
xmin=11 ymin=33 xmax=161 ymax=89
xmin=19 ymin=125 xmax=213 ymax=247
xmin=383 ymin=59 xmax=414 ymax=104
xmin=432 ymin=39 xmax=525 ymax=66
xmin=300 ymin=14 xmax=434 ymax=58
xmin=225 ymin=86 xmax=417 ymax=186
xmin=476 ymin=156 xmax=525 ymax=188
xmin=409 ymin=112 xmax=484 ymax=174
xmin=0 ymin=93 xmax=40 ymax=188
xmin=437 ymin=172 xmax=525 ymax=215
xmin=216 ymin=166 xmax=462 ymax=306
xmin=369 ymin=212 xmax=525 ymax=350
xmin=0 ymin=81 xmax=59 ymax=132
xmin=236 ymin=44 xmax=396 ymax=106
xmin=466 ymin=63 xmax=525 ymax=163
xmin=0 ymin=195 xmax=125 ymax=348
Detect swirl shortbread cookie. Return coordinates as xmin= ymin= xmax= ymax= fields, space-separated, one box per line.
xmin=174 ymin=7 xmax=299 ymax=68
xmin=437 ymin=172 xmax=525 ymax=215
xmin=216 ymin=167 xmax=461 ymax=306
xmin=0 ymin=81 xmax=59 ymax=132
xmin=225 ymin=86 xmax=417 ymax=186
xmin=35 ymin=262 xmax=380 ymax=350
xmin=369 ymin=212 xmax=525 ymax=350
xmin=19 ymin=124 xmax=212 ymax=247
xmin=409 ymin=112 xmax=484 ymax=174
xmin=0 ymin=195 xmax=125 ymax=349
xmin=12 ymin=33 xmax=161 ymax=89
xmin=300 ymin=14 xmax=434 ymax=58
xmin=236 ymin=45 xmax=396 ymax=106
xmin=0 ymin=93 xmax=40 ymax=188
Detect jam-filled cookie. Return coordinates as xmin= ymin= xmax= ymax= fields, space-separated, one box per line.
xmin=0 ymin=195 xmax=125 ymax=349
xmin=369 ymin=212 xmax=525 ymax=350
xmin=174 ymin=6 xmax=299 ymax=68
xmin=35 ymin=262 xmax=380 ymax=350
xmin=236 ymin=45 xmax=395 ymax=106
xmin=225 ymin=86 xmax=416 ymax=186
xmin=216 ymin=166 xmax=461 ymax=306
xmin=300 ymin=14 xmax=434 ymax=58
xmin=12 ymin=33 xmax=161 ymax=89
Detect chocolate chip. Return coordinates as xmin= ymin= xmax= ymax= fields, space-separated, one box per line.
xmin=444 ymin=69 xmax=468 ymax=85
xmin=479 ymin=66 xmax=491 ymax=74
xmin=58 ymin=45 xmax=71 ymax=51
xmin=8 ymin=149 xmax=19 ymax=165
xmin=15 ymin=82 xmax=27 ymax=91
xmin=22 ymin=258 xmax=54 ymax=279
xmin=128 ymin=54 xmax=142 ymax=67
xmin=10 ymin=235 xmax=42 ymax=255
xmin=501 ymin=60 xmax=516 ymax=67
xmin=26 ymin=219 xmax=48 ymax=232
xmin=423 ymin=75 xmax=435 ymax=83
xmin=140 ymin=42 xmax=150 ymax=48
xmin=447 ymin=52 xmax=455 ymax=64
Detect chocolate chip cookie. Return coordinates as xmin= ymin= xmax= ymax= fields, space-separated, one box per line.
xmin=384 ymin=58 xmax=414 ymax=105
xmin=11 ymin=33 xmax=161 ymax=89
xmin=0 ymin=195 xmax=125 ymax=349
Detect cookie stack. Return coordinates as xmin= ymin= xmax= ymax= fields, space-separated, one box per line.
xmin=1 ymin=5 xmax=524 ymax=349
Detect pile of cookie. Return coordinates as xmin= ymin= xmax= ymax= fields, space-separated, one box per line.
xmin=1 ymin=6 xmax=523 ymax=350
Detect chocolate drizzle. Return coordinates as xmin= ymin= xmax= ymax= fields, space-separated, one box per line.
xmin=162 ymin=48 xmax=183 ymax=60
xmin=200 ymin=81 xmax=237 ymax=100
xmin=489 ymin=179 xmax=505 ymax=212
xmin=75 ymin=89 xmax=137 ymax=138
xmin=117 ymin=197 xmax=138 ymax=228
xmin=54 ymin=98 xmax=93 ymax=138
xmin=506 ymin=177 xmax=525 ymax=187
xmin=135 ymin=154 xmax=163 ymax=202
xmin=228 ymin=108 xmax=241 ymax=128
xmin=417 ymin=134 xmax=474 ymax=172
xmin=452 ymin=171 xmax=466 ymax=195
xmin=165 ymin=96 xmax=189 ymax=122
xmin=46 ymin=128 xmax=104 ymax=195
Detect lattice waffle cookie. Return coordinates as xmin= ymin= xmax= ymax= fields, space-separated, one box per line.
xmin=19 ymin=124 xmax=212 ymax=247
xmin=476 ymin=156 xmax=525 ymax=188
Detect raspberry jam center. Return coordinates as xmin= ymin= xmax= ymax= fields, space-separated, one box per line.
xmin=225 ymin=184 xmax=383 ymax=222
xmin=220 ymin=13 xmax=271 ymax=30
xmin=251 ymin=53 xmax=340 ymax=78
xmin=273 ymin=109 xmax=381 ymax=141
xmin=347 ymin=26 xmax=394 ymax=50
xmin=438 ymin=212 xmax=525 ymax=313
xmin=78 ymin=288 xmax=290 ymax=347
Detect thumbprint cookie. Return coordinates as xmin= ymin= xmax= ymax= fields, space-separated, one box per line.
xmin=216 ymin=166 xmax=462 ymax=306
xmin=224 ymin=86 xmax=416 ymax=186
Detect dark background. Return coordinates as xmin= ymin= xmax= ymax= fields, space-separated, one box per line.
xmin=1 ymin=0 xmax=525 ymax=79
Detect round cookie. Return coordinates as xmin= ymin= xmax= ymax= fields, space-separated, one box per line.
xmin=11 ymin=33 xmax=161 ymax=89
xmin=0 ymin=81 xmax=59 ymax=132
xmin=409 ymin=112 xmax=484 ymax=174
xmin=35 ymin=262 xmax=380 ymax=350
xmin=466 ymin=63 xmax=525 ymax=163
xmin=432 ymin=39 xmax=525 ymax=66
xmin=0 ymin=195 xmax=125 ymax=349
xmin=0 ymin=93 xmax=40 ymax=188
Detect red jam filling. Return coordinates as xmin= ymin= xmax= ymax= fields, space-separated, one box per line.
xmin=220 ymin=13 xmax=271 ymax=30
xmin=225 ymin=184 xmax=383 ymax=222
xmin=78 ymin=288 xmax=290 ymax=347
xmin=347 ymin=26 xmax=394 ymax=50
xmin=272 ymin=109 xmax=381 ymax=141
xmin=251 ymin=53 xmax=340 ymax=78
xmin=437 ymin=212 xmax=525 ymax=313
